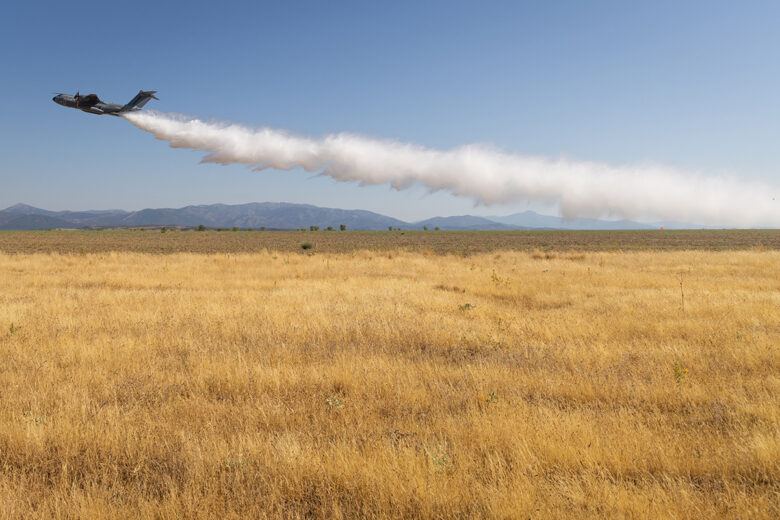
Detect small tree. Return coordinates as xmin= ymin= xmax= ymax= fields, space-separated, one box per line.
xmin=197 ymin=224 xmax=206 ymax=231
xmin=340 ymin=224 xmax=346 ymax=231
xmin=326 ymin=226 xmax=334 ymax=231
xmin=388 ymin=226 xmax=393 ymax=231
xmin=435 ymin=226 xmax=440 ymax=231
xmin=232 ymin=226 xmax=239 ymax=232
xmin=423 ymin=226 xmax=428 ymax=231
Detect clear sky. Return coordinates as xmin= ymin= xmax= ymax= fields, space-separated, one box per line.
xmin=1 ymin=1 xmax=779 ymax=221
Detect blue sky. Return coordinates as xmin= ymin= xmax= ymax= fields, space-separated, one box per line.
xmin=1 ymin=1 xmax=779 ymax=221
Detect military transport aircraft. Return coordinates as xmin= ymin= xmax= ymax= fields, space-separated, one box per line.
xmin=52 ymin=90 xmax=158 ymax=116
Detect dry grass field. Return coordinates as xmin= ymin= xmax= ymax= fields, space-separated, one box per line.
xmin=2 ymin=228 xmax=780 ymax=255
xmin=0 ymin=247 xmax=778 ymax=518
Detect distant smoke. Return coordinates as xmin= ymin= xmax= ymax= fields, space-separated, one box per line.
xmin=123 ymin=111 xmax=780 ymax=227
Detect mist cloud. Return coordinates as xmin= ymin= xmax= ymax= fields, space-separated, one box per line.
xmin=124 ymin=111 xmax=780 ymax=227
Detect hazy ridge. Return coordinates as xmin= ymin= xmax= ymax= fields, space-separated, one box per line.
xmin=0 ymin=202 xmax=708 ymax=230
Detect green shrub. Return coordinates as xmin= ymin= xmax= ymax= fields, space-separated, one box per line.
xmin=301 ymin=242 xmax=313 ymax=250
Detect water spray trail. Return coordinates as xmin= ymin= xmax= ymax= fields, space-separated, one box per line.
xmin=123 ymin=111 xmax=780 ymax=227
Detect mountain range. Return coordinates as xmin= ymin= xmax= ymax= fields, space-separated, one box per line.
xmin=0 ymin=202 xmax=709 ymax=230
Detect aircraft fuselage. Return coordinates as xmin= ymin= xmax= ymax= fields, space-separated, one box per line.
xmin=52 ymin=90 xmax=157 ymax=116
xmin=52 ymin=95 xmax=127 ymax=116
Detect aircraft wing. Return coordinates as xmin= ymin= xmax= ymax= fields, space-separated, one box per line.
xmin=80 ymin=94 xmax=101 ymax=105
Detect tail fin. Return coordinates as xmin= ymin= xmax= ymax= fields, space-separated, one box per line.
xmin=121 ymin=90 xmax=158 ymax=111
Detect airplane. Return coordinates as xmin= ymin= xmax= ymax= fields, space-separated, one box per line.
xmin=52 ymin=90 xmax=158 ymax=116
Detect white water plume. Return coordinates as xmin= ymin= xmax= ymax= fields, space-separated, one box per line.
xmin=124 ymin=111 xmax=780 ymax=227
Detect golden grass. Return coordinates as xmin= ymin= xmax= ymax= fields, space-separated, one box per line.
xmin=0 ymin=249 xmax=778 ymax=518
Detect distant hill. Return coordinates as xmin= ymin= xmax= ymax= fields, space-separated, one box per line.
xmin=0 ymin=202 xmax=409 ymax=230
xmin=114 ymin=203 xmax=408 ymax=230
xmin=415 ymin=215 xmax=518 ymax=230
xmin=489 ymin=211 xmax=712 ymax=230
xmin=2 ymin=203 xmax=61 ymax=217
xmin=488 ymin=211 xmax=654 ymax=230
xmin=0 ymin=204 xmax=130 ymax=227
xmin=0 ymin=214 xmax=76 ymax=230
xmin=0 ymin=202 xmax=709 ymax=230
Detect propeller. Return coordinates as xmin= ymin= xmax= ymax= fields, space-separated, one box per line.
xmin=74 ymin=91 xmax=80 ymax=108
